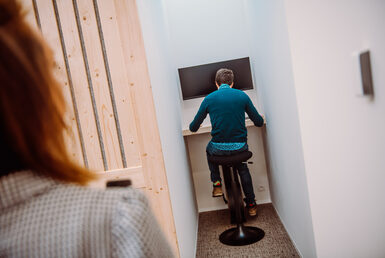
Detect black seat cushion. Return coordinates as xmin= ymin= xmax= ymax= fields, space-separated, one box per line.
xmin=207 ymin=151 xmax=252 ymax=165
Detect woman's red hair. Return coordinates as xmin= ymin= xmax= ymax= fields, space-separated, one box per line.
xmin=0 ymin=0 xmax=96 ymax=184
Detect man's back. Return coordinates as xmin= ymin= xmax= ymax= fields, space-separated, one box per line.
xmin=189 ymin=84 xmax=263 ymax=143
xmin=190 ymin=69 xmax=263 ymax=215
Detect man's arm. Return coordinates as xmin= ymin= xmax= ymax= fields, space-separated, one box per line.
xmin=189 ymin=99 xmax=208 ymax=132
xmin=245 ymin=96 xmax=264 ymax=127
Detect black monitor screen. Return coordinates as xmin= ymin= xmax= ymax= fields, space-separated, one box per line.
xmin=178 ymin=57 xmax=253 ymax=100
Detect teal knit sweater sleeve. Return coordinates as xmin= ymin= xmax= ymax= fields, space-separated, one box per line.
xmin=189 ymin=98 xmax=208 ymax=132
xmin=245 ymin=95 xmax=264 ymax=127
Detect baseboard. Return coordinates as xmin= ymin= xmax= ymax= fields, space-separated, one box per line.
xmin=198 ymin=204 xmax=227 ymax=213
xmin=271 ymin=204 xmax=303 ymax=258
xmin=193 ymin=213 xmax=199 ymax=258
xmin=257 ymin=198 xmax=271 ymax=205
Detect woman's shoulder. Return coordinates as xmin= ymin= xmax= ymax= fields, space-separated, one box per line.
xmin=60 ymin=184 xmax=173 ymax=257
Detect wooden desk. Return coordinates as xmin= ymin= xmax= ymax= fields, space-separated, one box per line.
xmin=182 ymin=118 xmax=263 ymax=136
xmin=182 ymin=116 xmax=270 ymax=212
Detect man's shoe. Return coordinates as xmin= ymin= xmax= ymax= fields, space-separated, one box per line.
xmin=247 ymin=203 xmax=258 ymax=216
xmin=212 ymin=186 xmax=223 ymax=197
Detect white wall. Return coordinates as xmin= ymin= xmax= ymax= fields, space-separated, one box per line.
xmin=164 ymin=0 xmax=251 ymax=70
xmin=163 ymin=0 xmax=271 ymax=212
xmin=284 ymin=1 xmax=385 ymax=257
xmin=164 ymin=0 xmax=262 ymax=127
xmin=136 ymin=1 xmax=198 ymax=257
xmin=139 ymin=1 xmax=385 ymax=257
xmin=244 ymin=1 xmax=317 ymax=257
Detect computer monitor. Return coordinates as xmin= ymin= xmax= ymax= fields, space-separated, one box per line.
xmin=178 ymin=57 xmax=254 ymax=100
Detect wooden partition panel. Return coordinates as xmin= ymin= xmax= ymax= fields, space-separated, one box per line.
xmin=29 ymin=0 xmax=86 ymax=166
xmin=20 ymin=0 xmax=179 ymax=256
xmin=112 ymin=0 xmax=179 ymax=252
xmin=20 ymin=0 xmax=39 ymax=29
xmin=93 ymin=0 xmax=142 ymax=168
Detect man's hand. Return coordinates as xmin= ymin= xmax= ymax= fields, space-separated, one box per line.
xmin=190 ymin=124 xmax=203 ymax=134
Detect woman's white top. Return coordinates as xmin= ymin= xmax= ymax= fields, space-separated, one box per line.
xmin=0 ymin=170 xmax=174 ymax=258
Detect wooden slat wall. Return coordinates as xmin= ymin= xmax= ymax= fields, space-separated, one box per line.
xmin=112 ymin=0 xmax=179 ymax=253
xmin=53 ymin=0 xmax=105 ymax=170
xmin=20 ymin=0 xmax=179 ymax=256
xmin=33 ymin=0 xmax=86 ymax=166
xmin=94 ymin=0 xmax=142 ymax=168
xmin=74 ymin=0 xmax=123 ymax=170
xmin=20 ymin=0 xmax=39 ymax=30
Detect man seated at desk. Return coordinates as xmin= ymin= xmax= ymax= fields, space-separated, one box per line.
xmin=189 ymin=68 xmax=264 ymax=216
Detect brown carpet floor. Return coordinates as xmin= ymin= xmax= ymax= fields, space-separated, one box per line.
xmin=196 ymin=203 xmax=300 ymax=258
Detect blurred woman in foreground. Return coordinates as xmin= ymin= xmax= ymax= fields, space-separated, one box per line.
xmin=0 ymin=0 xmax=173 ymax=257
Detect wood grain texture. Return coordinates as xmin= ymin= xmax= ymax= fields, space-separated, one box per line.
xmin=74 ymin=0 xmax=123 ymax=170
xmin=53 ymin=0 xmax=104 ymax=171
xmin=89 ymin=166 xmax=146 ymax=189
xmin=94 ymin=0 xmax=142 ymax=168
xmin=112 ymin=0 xmax=179 ymax=255
xmin=19 ymin=0 xmax=39 ymax=30
xmin=34 ymin=0 xmax=85 ymax=167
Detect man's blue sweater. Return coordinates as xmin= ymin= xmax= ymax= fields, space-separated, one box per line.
xmin=189 ymin=84 xmax=264 ymax=143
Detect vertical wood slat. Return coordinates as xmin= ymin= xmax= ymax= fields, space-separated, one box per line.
xmin=69 ymin=0 xmax=108 ymax=170
xmin=30 ymin=0 xmax=41 ymax=29
xmin=34 ymin=0 xmax=85 ymax=167
xmin=94 ymin=0 xmax=142 ymax=168
xmin=19 ymin=0 xmax=39 ymax=30
xmin=73 ymin=0 xmax=123 ymax=170
xmin=89 ymin=0 xmax=127 ymax=168
xmin=112 ymin=0 xmax=179 ymax=255
xmin=52 ymin=0 xmax=104 ymax=171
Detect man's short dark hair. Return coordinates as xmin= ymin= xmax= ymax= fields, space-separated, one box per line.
xmin=215 ymin=68 xmax=234 ymax=86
